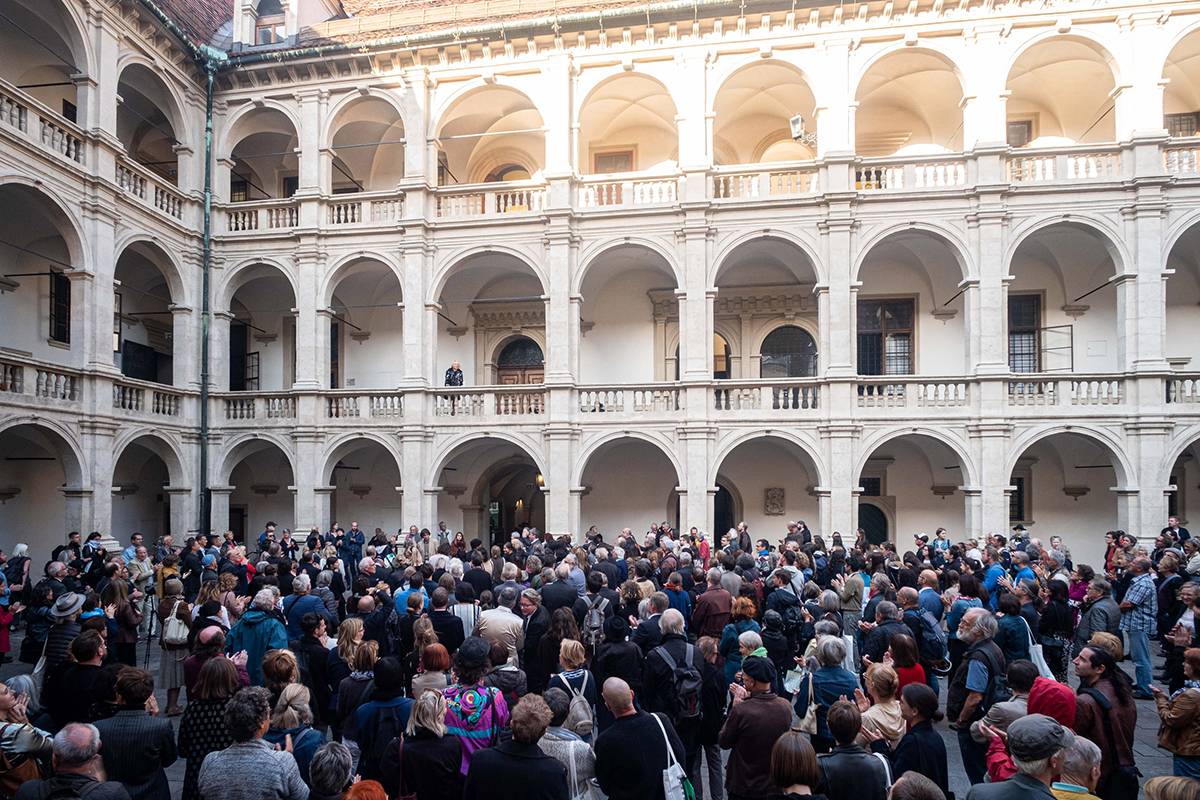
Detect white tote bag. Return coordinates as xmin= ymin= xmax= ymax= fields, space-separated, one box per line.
xmin=1021 ymin=617 xmax=1055 ymax=679
xmin=651 ymin=712 xmax=692 ymax=800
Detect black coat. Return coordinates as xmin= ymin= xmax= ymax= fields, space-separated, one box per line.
xmin=293 ymin=635 xmax=332 ymax=726
xmin=463 ymin=739 xmax=568 ymax=800
xmin=870 ymin=720 xmax=947 ymax=795
xmin=817 ymin=744 xmax=890 ymax=800
xmin=595 ymin=712 xmax=685 ymax=800
xmin=522 ymin=605 xmax=551 ymax=690
xmin=429 ymin=609 xmax=466 ymax=655
xmin=593 ymin=641 xmax=644 ymax=697
xmin=631 ymin=614 xmax=663 ymax=655
xmin=541 ymin=581 xmax=579 ymax=615
xmin=381 ymin=728 xmax=464 ymax=800
xmin=642 ymin=633 xmax=702 ymax=724
xmin=94 ymin=709 xmax=177 ymax=800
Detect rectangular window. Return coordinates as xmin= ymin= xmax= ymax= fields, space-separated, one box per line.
xmin=49 ymin=272 xmax=71 ymax=344
xmin=1006 ymin=119 xmax=1034 ymax=148
xmin=282 ymin=176 xmax=299 ymax=197
xmin=113 ymin=291 xmax=122 ymax=353
xmin=593 ymin=150 xmax=633 ymax=174
xmin=61 ymin=100 xmax=77 ymax=125
xmin=244 ymin=352 xmax=260 ymax=392
xmin=1165 ymin=112 xmax=1200 ymax=139
xmin=1009 ymin=476 xmax=1028 ymax=524
xmin=857 ymin=298 xmax=914 ymax=375
xmin=860 ymin=477 xmax=882 ymax=497
xmin=255 ymin=20 xmax=286 ymax=45
xmin=1008 ymin=294 xmax=1041 ymax=373
xmin=230 ymin=177 xmax=249 ymax=203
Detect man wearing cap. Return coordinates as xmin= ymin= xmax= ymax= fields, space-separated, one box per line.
xmin=966 ymin=714 xmax=1073 ymax=800
xmin=719 ymin=654 xmax=792 ymax=800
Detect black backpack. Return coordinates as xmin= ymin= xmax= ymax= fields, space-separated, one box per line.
xmin=652 ymin=643 xmax=703 ymax=723
xmin=360 ymin=703 xmax=408 ymax=782
xmin=37 ymin=778 xmax=101 ymax=800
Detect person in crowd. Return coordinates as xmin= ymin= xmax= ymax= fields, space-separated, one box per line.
xmin=355 ymin=657 xmax=412 ymax=783
xmin=283 ymin=574 xmax=336 ymax=640
xmin=1150 ymin=646 xmax=1200 ymax=777
xmin=198 ymin=687 xmax=308 ymax=800
xmin=1075 ymin=579 xmax=1121 ymax=654
xmin=887 ymin=633 xmax=927 ymax=693
xmin=721 ymin=654 xmax=794 ymax=800
xmin=482 ymin=639 xmax=527 ymax=710
xmin=719 ymin=596 xmax=760 ymax=685
xmin=947 ymin=608 xmax=1006 ymax=786
xmin=795 ymin=635 xmax=859 ymax=753
xmin=336 ymin=639 xmax=379 ymax=770
xmin=692 ymin=568 xmax=733 ymax=640
xmin=93 ymin=668 xmax=176 ymax=800
xmin=308 ymin=742 xmax=355 ymax=800
xmin=265 ymin=683 xmax=325 ymax=785
xmin=262 ymin=648 xmax=301 ymax=708
xmin=994 ymin=594 xmax=1032 ymax=665
xmin=862 ymin=601 xmax=910 ymax=665
xmin=539 ymin=687 xmax=596 ymax=799
xmin=872 ymin=681 xmax=948 ymax=795
xmin=177 ymin=656 xmax=239 ymax=800
xmin=42 ymin=629 xmax=108 ymax=727
xmin=443 ymin=636 xmax=510 ymax=776
xmin=547 ymin=638 xmax=597 ymax=740
xmin=428 ymin=587 xmax=466 ymax=655
xmin=462 ymin=694 xmax=568 ymax=800
xmin=816 ymin=700 xmax=891 ymax=800
xmin=101 ymin=580 xmax=143 ymax=667
xmin=378 ymin=689 xmax=461 ymax=800
xmin=765 ymin=731 xmax=828 ymax=800
xmin=1072 ymin=645 xmax=1137 ymax=799
xmin=947 ymin=573 xmax=984 ymax=677
xmin=0 ymin=676 xmax=52 ymax=789
xmin=1118 ymin=556 xmax=1158 ymax=699
xmin=1051 ymin=736 xmax=1103 ymax=800
xmin=854 ymin=663 xmax=904 ymax=749
xmin=13 ymin=723 xmax=129 ymax=800
xmin=475 ymin=586 xmax=524 ymax=666
xmin=291 ymin=612 xmax=332 ymax=729
xmin=965 ymin=714 xmax=1074 ymax=800
xmin=594 ymin=677 xmax=686 ymax=800
xmin=226 ymin=589 xmax=289 ymax=686
xmin=971 ymin=659 xmax=1038 ymax=744
xmin=1040 ymin=579 xmax=1075 ymax=682
xmin=41 ymin=592 xmax=85 ymax=678
xmin=412 ymin=643 xmax=452 ymax=699
xmin=1143 ymin=778 xmax=1200 ymax=800
xmin=156 ymin=577 xmax=191 ymax=716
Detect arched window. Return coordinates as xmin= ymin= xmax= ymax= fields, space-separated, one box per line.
xmin=760 ymin=325 xmax=818 ymax=378
xmin=484 ymin=164 xmax=532 ymax=183
xmin=674 ymin=334 xmax=732 ymax=380
xmin=496 ymin=337 xmax=544 ymax=385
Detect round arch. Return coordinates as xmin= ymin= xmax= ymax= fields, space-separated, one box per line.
xmin=1003 ymin=31 xmax=1124 ymax=89
xmin=573 ymin=431 xmax=683 ymax=489
xmin=1005 ymin=426 xmax=1133 ymax=488
xmin=216 ymin=258 xmax=299 ymax=312
xmin=853 ymin=46 xmax=966 ymax=156
xmin=574 ymin=237 xmax=682 ymax=296
xmin=321 ymin=89 xmax=411 ymax=151
xmin=0 ymin=176 xmax=91 ymax=272
xmin=427 ymin=431 xmax=548 ymax=489
xmin=114 ymin=58 xmax=189 ymax=146
xmin=218 ymin=100 xmax=302 ymax=162
xmin=217 ymin=434 xmax=297 ymax=485
xmin=428 ymin=79 xmax=548 ymax=140
xmin=756 ymin=322 xmax=820 ymax=377
xmin=708 ymin=57 xmax=821 ymax=114
xmin=852 ymin=44 xmax=968 ymax=90
xmin=320 ymin=433 xmax=404 ymax=486
xmin=576 ymin=71 xmax=679 ymax=174
xmin=114 ymin=235 xmax=187 ymax=306
xmin=710 ymin=59 xmax=819 ymax=165
xmin=0 ymin=417 xmax=86 ymax=485
xmin=1004 ymin=216 xmax=1129 ymax=279
xmin=852 ymin=223 xmax=974 ymax=283
xmin=1161 ymin=209 xmax=1200 ymax=263
xmin=855 ymin=427 xmax=980 ymax=489
xmin=429 ymin=245 xmax=547 ymax=305
xmin=111 ymin=431 xmax=187 ymax=486
xmin=321 ymin=252 xmax=404 ymax=308
xmin=711 ymin=229 xmax=825 ymax=287
xmin=709 ymin=430 xmax=826 ymax=487
xmin=1157 ymin=424 xmax=1200 ymax=490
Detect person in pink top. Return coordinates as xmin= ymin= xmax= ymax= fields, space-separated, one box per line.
xmin=443 ymin=636 xmax=511 ymax=775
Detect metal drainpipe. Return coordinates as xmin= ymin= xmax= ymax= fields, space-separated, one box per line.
xmin=198 ymin=60 xmax=216 ymax=538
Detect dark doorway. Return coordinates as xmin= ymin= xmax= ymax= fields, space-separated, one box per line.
xmin=229 ymin=322 xmax=248 ymax=390
xmin=858 ymin=503 xmax=888 ymax=545
xmin=229 ymin=505 xmax=247 ymax=544
xmin=714 ymin=483 xmax=735 ymax=538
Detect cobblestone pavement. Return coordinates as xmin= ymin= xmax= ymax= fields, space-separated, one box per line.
xmin=1 ymin=635 xmax=1175 ymax=799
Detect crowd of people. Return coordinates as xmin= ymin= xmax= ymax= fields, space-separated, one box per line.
xmin=0 ymin=517 xmax=1197 ymax=800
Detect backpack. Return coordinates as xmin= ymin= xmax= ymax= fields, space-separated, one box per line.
xmin=913 ymin=610 xmax=948 ymax=665
xmin=561 ymin=672 xmax=595 ymax=739
xmin=361 ymin=703 xmax=408 ymax=781
xmin=35 ymin=778 xmax=101 ymax=800
xmin=161 ymin=600 xmax=189 ymax=646
xmin=2 ymin=557 xmax=26 ymax=588
xmin=780 ymin=599 xmax=805 ymax=637
xmin=652 ymin=643 xmax=703 ymax=723
xmin=582 ymin=596 xmax=609 ymax=653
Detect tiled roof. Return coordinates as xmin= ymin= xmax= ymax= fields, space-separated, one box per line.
xmin=155 ymin=0 xmax=234 ymax=46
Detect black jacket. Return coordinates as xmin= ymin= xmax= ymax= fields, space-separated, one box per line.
xmin=541 ymin=581 xmax=578 ymax=615
xmin=522 ymin=605 xmax=551 ymax=690
xmin=429 ymin=609 xmax=466 ymax=655
xmin=293 ymin=634 xmax=332 ymax=726
xmin=463 ymin=739 xmax=568 ymax=800
xmin=94 ymin=709 xmax=177 ymax=800
xmin=631 ymin=614 xmax=663 ymax=655
xmin=817 ymin=743 xmax=890 ymax=800
xmin=15 ymin=774 xmax=131 ymax=800
xmin=381 ymin=728 xmax=464 ymax=800
xmin=595 ymin=712 xmax=686 ymax=800
xmin=870 ymin=719 xmax=948 ymax=795
xmin=593 ymin=640 xmax=644 ymax=697
xmin=863 ymin=619 xmax=910 ymax=664
xmin=642 ymin=632 xmax=703 ymax=726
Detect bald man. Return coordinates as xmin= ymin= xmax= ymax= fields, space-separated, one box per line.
xmin=918 ymin=570 xmax=944 ymax=621
xmin=594 ymin=678 xmax=686 ymax=800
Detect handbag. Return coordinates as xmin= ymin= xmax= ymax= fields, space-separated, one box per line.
xmin=795 ymin=671 xmax=818 ymax=734
xmin=29 ymin=635 xmax=49 ymax=696
xmin=162 ymin=600 xmax=189 ymax=646
xmin=566 ymin=739 xmax=598 ymax=800
xmin=650 ymin=712 xmax=695 ymax=800
xmin=841 ymin=634 xmax=857 ymax=673
xmin=1019 ymin=617 xmax=1054 ymax=679
xmin=0 ymin=725 xmax=43 ymax=797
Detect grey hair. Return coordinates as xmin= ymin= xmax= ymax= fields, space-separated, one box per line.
xmin=876 ymin=601 xmax=901 ymax=621
xmin=520 ymin=588 xmax=541 ymax=606
xmin=498 ymin=586 xmax=519 ymax=609
xmin=501 ymin=563 xmax=519 ymax=581
xmin=1089 ymin=578 xmax=1112 ymax=597
xmin=707 ymin=568 xmax=722 ymax=586
xmin=316 ymin=570 xmax=333 ymax=588
xmin=1045 ymin=551 xmax=1065 ymax=569
xmin=292 ymin=573 xmax=311 ymax=593
xmin=450 ymin=560 xmax=464 ymax=579
xmin=251 ymin=588 xmax=276 ymax=612
xmin=1060 ymin=735 xmax=1100 ymax=785
xmin=555 ymin=563 xmax=571 ymax=580
xmin=815 ymin=635 xmax=848 ymax=667
xmin=5 ymin=674 xmax=39 ymax=714
xmin=660 ymin=608 xmax=685 ymax=635
xmin=965 ymin=608 xmax=998 ymax=641
xmin=649 ymin=592 xmax=669 ymax=613
xmin=11 ymin=544 xmax=29 ymax=559
xmin=813 ymin=620 xmax=841 ymax=638
xmin=224 ymin=686 xmax=272 ymax=742
xmin=1012 ymin=754 xmax=1054 ymax=777
xmin=309 ymin=742 xmax=354 ymax=797
xmin=819 ymin=590 xmax=840 ymax=614
xmin=52 ymin=723 xmax=101 ymax=767
xmin=738 ymin=630 xmax=763 ymax=651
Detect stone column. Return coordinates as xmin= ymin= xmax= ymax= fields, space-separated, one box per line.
xmin=544 ymin=427 xmax=574 ymax=536
xmin=675 ymin=52 xmax=709 ymax=171
xmin=399 ymin=431 xmax=429 ymax=528
xmin=678 ymin=224 xmax=713 ymax=381
xmin=814 ymin=40 xmax=853 ymax=157
xmin=969 ymin=424 xmax=1013 ymax=539
xmin=170 ymin=305 xmax=197 ymax=389
xmin=541 ymin=55 xmax=573 ymax=177
xmin=210 ymin=311 xmax=233 ymax=391
xmin=208 ymin=486 xmax=234 ymax=537
xmin=292 ymin=246 xmax=325 ymax=390
xmin=79 ymin=420 xmax=117 ymax=535
xmin=544 ymin=231 xmax=578 ymax=385
xmin=291 ymin=430 xmax=323 ymax=529
xmin=820 ymin=424 xmax=861 ymax=536
xmin=400 ymin=243 xmax=431 ymax=387
xmin=1125 ymin=421 xmax=1173 ymax=542
xmin=959 ymin=26 xmax=1008 ymax=149
xmin=680 ymin=427 xmax=714 ymax=533
xmin=165 ymin=487 xmax=194 ymax=538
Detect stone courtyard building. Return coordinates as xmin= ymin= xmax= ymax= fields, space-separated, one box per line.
xmin=4 ymin=0 xmax=1200 ymax=565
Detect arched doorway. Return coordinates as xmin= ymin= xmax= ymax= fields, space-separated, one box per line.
xmin=435 ymin=437 xmax=546 ymax=544
xmin=580 ymin=437 xmax=680 ymax=537
xmin=858 ymin=503 xmax=888 ymax=545
xmin=496 ymin=337 xmax=544 ymax=385
xmin=0 ymin=423 xmax=85 ymax=556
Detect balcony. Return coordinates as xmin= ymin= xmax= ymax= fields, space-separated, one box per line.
xmin=0 ymin=356 xmax=81 ymax=409
xmin=712 ymin=380 xmax=822 ymax=416
xmin=711 ymin=163 xmax=820 ymax=201
xmin=435 ymin=182 xmax=547 ymax=220
xmin=327 ymin=191 xmax=405 ymax=227
xmin=577 ymin=173 xmax=679 ymax=209
xmin=577 ymin=384 xmax=684 ymax=420
xmin=112 ymin=378 xmax=188 ymax=420
xmin=433 ymin=386 xmax=545 ymax=419
xmin=855 ymin=378 xmax=971 ymax=412
xmin=223 ymin=198 xmax=299 ymax=233
xmin=0 ymin=79 xmax=84 ymax=167
xmin=855 ymin=155 xmax=969 ymax=192
xmin=116 ymin=157 xmax=185 ymax=222
xmin=1006 ymin=375 xmax=1125 ymax=408
xmin=1007 ymin=145 xmax=1123 ymax=185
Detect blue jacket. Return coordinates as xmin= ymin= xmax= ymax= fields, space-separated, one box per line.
xmin=264 ymin=724 xmax=324 ymax=786
xmin=226 ymin=609 xmax=289 ymax=685
xmin=719 ymin=618 xmax=761 ymax=684
xmin=283 ymin=592 xmax=335 ymax=639
xmin=663 ymin=587 xmax=693 ymax=624
xmin=795 ymin=665 xmax=859 ymax=741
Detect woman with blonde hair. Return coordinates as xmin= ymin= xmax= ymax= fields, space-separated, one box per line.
xmin=1145 ymin=776 xmax=1200 ymax=800
xmin=380 ymin=689 xmax=464 ymax=800
xmin=216 ymin=571 xmax=245 ymax=623
xmin=337 ymin=639 xmax=379 ymax=769
xmin=548 ymin=638 xmax=597 ymax=741
xmin=265 ymin=683 xmax=326 ymax=785
xmin=404 ymin=616 xmax=439 ymax=690
xmin=854 ymin=662 xmax=905 ymax=749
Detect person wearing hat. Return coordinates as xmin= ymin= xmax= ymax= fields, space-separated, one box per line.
xmin=591 ymin=615 xmax=643 ymax=731
xmin=41 ymin=591 xmax=86 ymax=676
xmin=719 ymin=654 xmax=793 ymax=800
xmin=966 ymin=714 xmax=1074 ymax=800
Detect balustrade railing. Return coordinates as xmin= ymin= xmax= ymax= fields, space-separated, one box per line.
xmin=220 ymin=393 xmax=297 ymax=420
xmin=712 ymin=165 xmax=820 ymax=199
xmin=1168 ymin=375 xmax=1200 ymax=403
xmin=327 ymin=192 xmax=405 ymax=226
xmin=856 ymin=158 xmax=967 ymax=191
xmin=436 ymin=183 xmax=547 ymax=219
xmin=0 ymin=359 xmax=24 ymax=394
xmin=856 ymin=379 xmax=969 ymax=409
xmin=1006 ymin=376 xmax=1124 ymax=406
xmin=434 ymin=387 xmax=545 ymax=418
xmin=578 ymin=386 xmax=682 ymax=415
xmin=578 ymin=174 xmax=678 ymax=208
xmin=0 ymin=79 xmax=84 ymax=165
xmin=713 ymin=381 xmax=821 ymax=412
xmin=116 ymin=158 xmax=185 ymax=220
xmin=1008 ymin=148 xmax=1121 ymax=183
xmin=225 ymin=200 xmax=298 ymax=232
xmin=34 ymin=367 xmax=79 ymax=401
